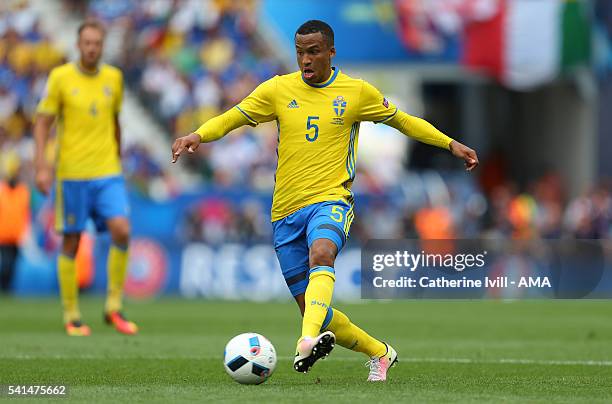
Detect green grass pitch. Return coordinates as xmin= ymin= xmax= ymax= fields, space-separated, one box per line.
xmin=1 ymin=298 xmax=611 ymax=403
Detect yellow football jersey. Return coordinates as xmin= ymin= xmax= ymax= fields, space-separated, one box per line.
xmin=236 ymin=68 xmax=398 ymax=221
xmin=37 ymin=62 xmax=123 ymax=179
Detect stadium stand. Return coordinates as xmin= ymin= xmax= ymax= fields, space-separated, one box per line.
xmin=0 ymin=0 xmax=609 ymax=250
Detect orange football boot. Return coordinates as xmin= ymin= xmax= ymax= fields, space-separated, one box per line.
xmin=104 ymin=311 xmax=138 ymax=335
xmin=65 ymin=320 xmax=91 ymax=336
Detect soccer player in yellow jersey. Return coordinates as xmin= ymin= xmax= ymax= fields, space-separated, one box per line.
xmin=34 ymin=20 xmax=137 ymax=336
xmin=172 ymin=20 xmax=478 ymax=381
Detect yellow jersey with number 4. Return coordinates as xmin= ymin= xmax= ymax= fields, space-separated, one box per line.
xmin=235 ymin=68 xmax=398 ymax=221
xmin=37 ymin=62 xmax=123 ymax=179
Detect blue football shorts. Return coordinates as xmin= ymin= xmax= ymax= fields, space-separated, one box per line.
xmin=272 ymin=200 xmax=353 ymax=296
xmin=54 ymin=175 xmax=129 ymax=234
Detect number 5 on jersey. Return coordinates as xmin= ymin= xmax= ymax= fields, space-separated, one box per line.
xmin=330 ymin=205 xmax=344 ymax=222
xmin=306 ymin=116 xmax=319 ymax=142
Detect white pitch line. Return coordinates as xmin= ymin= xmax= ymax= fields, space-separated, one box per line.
xmin=3 ymin=354 xmax=612 ymax=367
xmin=393 ymin=357 xmax=612 ymax=367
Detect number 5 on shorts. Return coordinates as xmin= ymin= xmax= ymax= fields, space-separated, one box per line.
xmin=330 ymin=205 xmax=344 ymax=223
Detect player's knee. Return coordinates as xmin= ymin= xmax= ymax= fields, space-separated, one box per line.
xmin=309 ymin=243 xmax=336 ymax=268
xmin=62 ymin=234 xmax=81 ymax=257
xmin=110 ymin=219 xmax=130 ymax=247
xmin=310 ymin=238 xmax=338 ymax=264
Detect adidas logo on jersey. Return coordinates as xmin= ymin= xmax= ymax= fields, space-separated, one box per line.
xmin=287 ymin=99 xmax=299 ymax=108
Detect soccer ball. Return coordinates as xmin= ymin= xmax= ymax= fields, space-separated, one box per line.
xmin=223 ymin=332 xmax=277 ymax=385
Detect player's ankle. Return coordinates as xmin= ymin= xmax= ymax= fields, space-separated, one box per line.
xmin=297 ymin=336 xmax=313 ymax=344
xmin=372 ymin=343 xmax=388 ymax=358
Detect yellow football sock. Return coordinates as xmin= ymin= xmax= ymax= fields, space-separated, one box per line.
xmin=300 ymin=266 xmax=335 ymax=339
xmin=324 ymin=308 xmax=387 ymax=358
xmin=105 ymin=244 xmax=128 ymax=313
xmin=58 ymin=254 xmax=80 ymax=323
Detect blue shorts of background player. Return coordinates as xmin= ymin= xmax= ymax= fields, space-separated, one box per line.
xmin=272 ymin=199 xmax=353 ymax=297
xmin=54 ymin=175 xmax=129 ymax=233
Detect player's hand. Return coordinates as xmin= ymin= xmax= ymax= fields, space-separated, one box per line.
xmin=449 ymin=140 xmax=479 ymax=171
xmin=171 ymin=133 xmax=201 ymax=163
xmin=35 ymin=163 xmax=53 ymax=195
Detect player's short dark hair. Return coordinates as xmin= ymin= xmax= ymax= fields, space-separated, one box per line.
xmin=295 ymin=20 xmax=334 ymax=47
xmin=77 ymin=19 xmax=106 ymax=38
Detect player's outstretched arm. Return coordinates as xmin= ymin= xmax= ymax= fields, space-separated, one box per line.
xmin=449 ymin=139 xmax=479 ymax=171
xmin=171 ymin=133 xmax=201 ymax=163
xmin=385 ymin=111 xmax=479 ymax=171
xmin=171 ymin=107 xmax=250 ymax=163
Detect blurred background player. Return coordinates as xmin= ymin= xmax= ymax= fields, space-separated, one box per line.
xmin=33 ymin=20 xmax=136 ymax=336
xmin=172 ymin=20 xmax=478 ymax=381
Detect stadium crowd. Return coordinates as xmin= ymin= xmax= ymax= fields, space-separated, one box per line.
xmin=0 ymin=0 xmax=610 ymax=268
xmin=175 ymin=172 xmax=612 ymax=246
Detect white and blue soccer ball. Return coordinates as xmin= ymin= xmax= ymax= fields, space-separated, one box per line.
xmin=223 ymin=333 xmax=277 ymax=385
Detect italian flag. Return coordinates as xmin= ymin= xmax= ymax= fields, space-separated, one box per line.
xmin=463 ymin=0 xmax=591 ymax=90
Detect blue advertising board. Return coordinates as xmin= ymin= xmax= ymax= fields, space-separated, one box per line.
xmin=12 ymin=190 xmax=363 ymax=301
